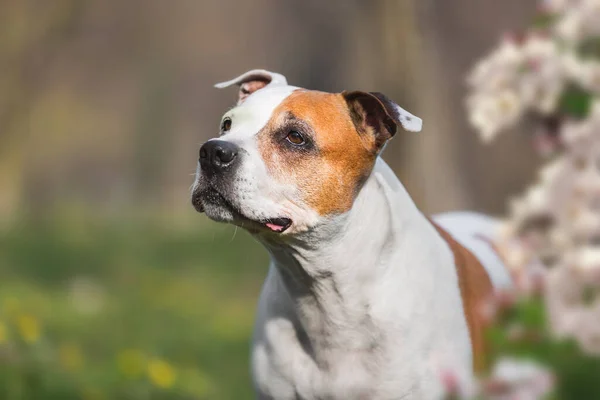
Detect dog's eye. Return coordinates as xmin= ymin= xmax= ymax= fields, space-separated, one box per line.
xmin=221 ymin=118 xmax=232 ymax=132
xmin=286 ymin=130 xmax=305 ymax=146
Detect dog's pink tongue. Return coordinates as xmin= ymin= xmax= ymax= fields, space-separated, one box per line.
xmin=266 ymin=222 xmax=284 ymax=232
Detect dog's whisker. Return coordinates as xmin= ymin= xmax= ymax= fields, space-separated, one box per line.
xmin=229 ymin=226 xmax=238 ymax=243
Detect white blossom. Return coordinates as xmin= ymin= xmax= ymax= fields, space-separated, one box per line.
xmin=555 ymin=7 xmax=585 ymax=42
xmin=543 ymin=0 xmax=583 ymax=13
xmin=482 ymin=358 xmax=554 ymax=400
xmin=466 ymin=34 xmax=569 ymax=141
xmin=469 ymin=0 xmax=600 ymax=360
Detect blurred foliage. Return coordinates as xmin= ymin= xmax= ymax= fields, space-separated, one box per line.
xmin=485 ymin=297 xmax=600 ymax=399
xmin=0 ymin=215 xmax=268 ymax=399
xmin=558 ymin=84 xmax=593 ymax=119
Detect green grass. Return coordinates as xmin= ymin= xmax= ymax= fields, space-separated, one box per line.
xmin=0 ymin=214 xmax=269 ymax=399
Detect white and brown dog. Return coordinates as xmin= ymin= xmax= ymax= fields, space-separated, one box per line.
xmin=191 ymin=69 xmax=511 ymax=399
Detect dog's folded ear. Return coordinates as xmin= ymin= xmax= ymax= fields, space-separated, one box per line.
xmin=215 ymin=69 xmax=288 ymax=105
xmin=343 ymin=91 xmax=422 ymax=152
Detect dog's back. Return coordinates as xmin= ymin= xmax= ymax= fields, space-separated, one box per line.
xmin=433 ymin=211 xmax=512 ymax=289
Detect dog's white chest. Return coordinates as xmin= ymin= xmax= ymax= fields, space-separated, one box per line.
xmin=252 ymin=319 xmax=411 ymax=400
xmin=251 ymin=316 xmax=449 ymax=400
xmin=249 ymin=261 xmax=468 ymax=400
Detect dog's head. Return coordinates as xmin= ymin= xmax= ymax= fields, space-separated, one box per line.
xmin=191 ymin=69 xmax=422 ymax=235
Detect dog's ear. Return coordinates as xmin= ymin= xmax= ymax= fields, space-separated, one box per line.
xmin=343 ymin=91 xmax=422 ymax=152
xmin=215 ymin=69 xmax=288 ymax=105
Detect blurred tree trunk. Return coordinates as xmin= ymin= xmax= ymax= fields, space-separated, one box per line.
xmin=415 ymin=0 xmax=539 ymax=215
xmin=131 ymin=62 xmax=173 ymax=206
xmin=370 ymin=0 xmax=539 ymax=214
xmin=376 ymin=0 xmax=470 ymax=213
xmin=0 ymin=0 xmax=84 ymax=220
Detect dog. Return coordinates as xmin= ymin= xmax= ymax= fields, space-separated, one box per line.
xmin=191 ymin=69 xmax=512 ymax=399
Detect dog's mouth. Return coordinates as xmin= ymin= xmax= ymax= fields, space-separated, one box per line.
xmin=259 ymin=217 xmax=292 ymax=233
xmin=192 ymin=188 xmax=293 ymax=234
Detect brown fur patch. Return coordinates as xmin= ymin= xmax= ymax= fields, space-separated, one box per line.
xmin=257 ymin=90 xmax=377 ymax=215
xmin=430 ymin=220 xmax=494 ymax=373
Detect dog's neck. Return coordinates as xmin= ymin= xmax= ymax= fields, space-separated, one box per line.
xmin=256 ymin=158 xmax=432 ymax=355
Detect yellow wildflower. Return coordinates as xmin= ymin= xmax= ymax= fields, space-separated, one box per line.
xmin=117 ymin=349 xmax=145 ymax=378
xmin=147 ymin=358 xmax=176 ymax=389
xmin=59 ymin=343 xmax=83 ymax=371
xmin=16 ymin=314 xmax=40 ymax=343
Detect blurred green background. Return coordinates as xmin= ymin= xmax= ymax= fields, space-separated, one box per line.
xmin=0 ymin=0 xmax=543 ymax=398
xmin=0 ymin=215 xmax=266 ymax=399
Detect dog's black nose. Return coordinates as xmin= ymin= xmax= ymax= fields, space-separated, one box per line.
xmin=199 ymin=140 xmax=239 ymax=174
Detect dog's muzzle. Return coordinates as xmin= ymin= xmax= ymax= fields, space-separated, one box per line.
xmin=192 ymin=139 xmax=240 ymax=214
xmin=192 ymin=139 xmax=293 ymax=233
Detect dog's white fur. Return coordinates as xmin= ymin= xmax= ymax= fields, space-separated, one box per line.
xmin=252 ymin=159 xmax=476 ymax=399
xmin=194 ymin=70 xmax=510 ymax=399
